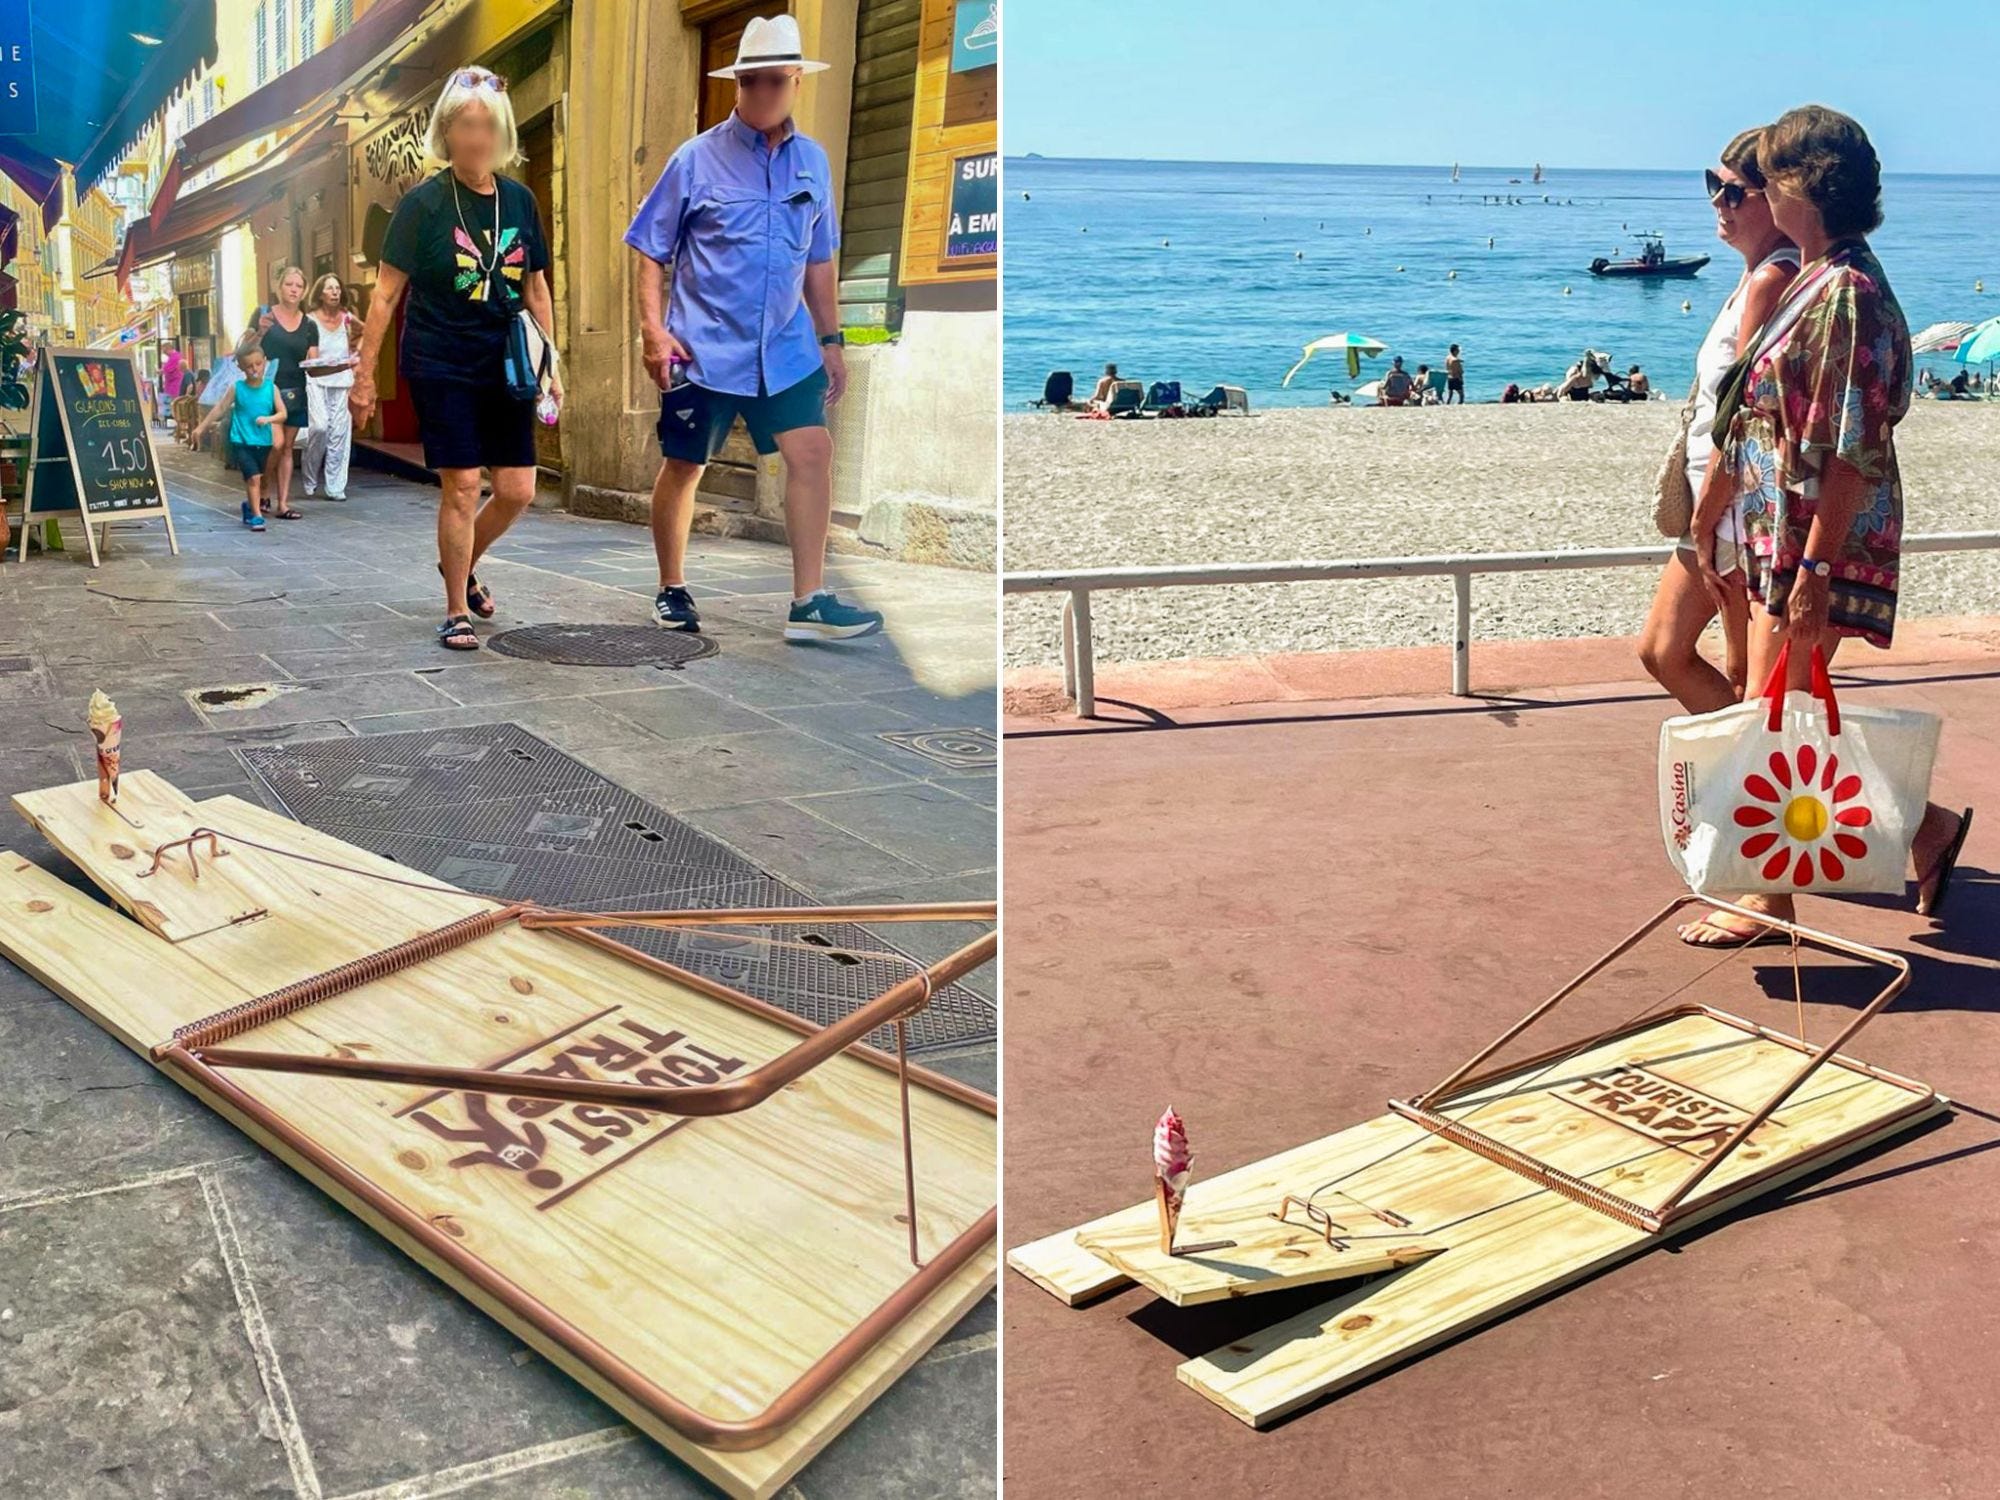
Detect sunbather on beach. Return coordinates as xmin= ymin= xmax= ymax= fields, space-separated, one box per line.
xmin=1379 ymin=356 xmax=1413 ymax=406
xmin=1087 ymin=362 xmax=1122 ymax=408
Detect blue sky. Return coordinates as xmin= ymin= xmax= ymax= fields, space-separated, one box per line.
xmin=1004 ymin=1 xmax=2000 ymax=175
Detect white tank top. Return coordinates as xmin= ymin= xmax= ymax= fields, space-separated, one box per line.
xmin=307 ymin=314 xmax=355 ymax=389
xmin=1685 ymin=245 xmax=1801 ymax=495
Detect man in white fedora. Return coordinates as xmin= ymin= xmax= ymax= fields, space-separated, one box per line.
xmin=625 ymin=14 xmax=883 ymax=643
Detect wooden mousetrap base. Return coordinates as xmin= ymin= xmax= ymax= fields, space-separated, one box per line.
xmin=1011 ymin=940 xmax=1943 ymax=1428
xmin=2 ymin=773 xmax=997 ymax=1499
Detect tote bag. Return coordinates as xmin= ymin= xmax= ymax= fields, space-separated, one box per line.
xmin=1660 ymin=643 xmax=1939 ymax=895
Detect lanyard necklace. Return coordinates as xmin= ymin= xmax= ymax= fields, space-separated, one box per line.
xmin=449 ymin=169 xmax=502 ymax=281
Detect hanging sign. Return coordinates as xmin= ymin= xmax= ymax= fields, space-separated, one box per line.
xmin=943 ymin=151 xmax=998 ymax=262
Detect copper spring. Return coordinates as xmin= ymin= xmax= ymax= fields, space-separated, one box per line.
xmin=1389 ymin=1099 xmax=1663 ymax=1234
xmin=165 ymin=906 xmax=522 ymax=1055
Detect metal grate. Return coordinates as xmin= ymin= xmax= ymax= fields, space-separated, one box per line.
xmin=487 ymin=623 xmax=720 ymax=669
xmin=238 ymin=725 xmax=993 ymax=1053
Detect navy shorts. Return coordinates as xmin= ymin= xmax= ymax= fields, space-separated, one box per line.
xmin=657 ymin=368 xmax=828 ymax=464
xmin=408 ymin=376 xmax=539 ymax=472
xmin=229 ymin=442 xmax=272 ymax=477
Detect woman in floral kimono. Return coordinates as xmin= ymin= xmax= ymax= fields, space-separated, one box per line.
xmin=1680 ymin=106 xmax=1973 ymax=947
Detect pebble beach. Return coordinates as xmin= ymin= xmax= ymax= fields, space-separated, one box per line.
xmin=1002 ymin=400 xmax=2000 ymax=669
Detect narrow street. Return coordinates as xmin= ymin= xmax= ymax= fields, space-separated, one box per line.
xmin=0 ymin=444 xmax=998 ymax=1499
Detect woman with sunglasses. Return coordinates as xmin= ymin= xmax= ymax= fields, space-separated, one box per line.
xmin=1639 ymin=130 xmax=1798 ymax=720
xmin=1677 ymin=106 xmax=1972 ymax=947
xmin=349 ymin=64 xmax=562 ymax=651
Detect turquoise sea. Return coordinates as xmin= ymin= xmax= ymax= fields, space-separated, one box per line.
xmin=1003 ymin=158 xmax=2000 ymax=408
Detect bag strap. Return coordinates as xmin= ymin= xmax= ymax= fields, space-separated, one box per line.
xmin=1761 ymin=642 xmax=1841 ymax=736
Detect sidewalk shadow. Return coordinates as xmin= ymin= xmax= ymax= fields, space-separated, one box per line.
xmin=1011 ymin=664 xmax=2000 ymax=741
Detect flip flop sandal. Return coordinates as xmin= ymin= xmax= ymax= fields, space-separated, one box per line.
xmin=1677 ymin=916 xmax=1791 ymax=950
xmin=439 ymin=564 xmax=498 ymax=619
xmin=1917 ymin=807 xmax=1974 ymax=919
xmin=271 ymin=507 xmax=303 ymax=520
xmin=437 ymin=614 xmax=480 ymax=651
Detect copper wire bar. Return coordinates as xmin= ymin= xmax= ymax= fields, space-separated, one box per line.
xmin=188 ymin=930 xmax=998 ymax=1116
xmin=1402 ymin=894 xmax=1917 ymax=1234
xmin=897 ymin=1018 xmax=921 ymax=1267
xmin=520 ymin=901 xmax=997 ymax=930
xmin=157 ymin=1042 xmax=995 ymax=1450
xmin=159 ymin=905 xmax=528 ymax=1057
xmin=1389 ymin=1098 xmax=1663 ymax=1232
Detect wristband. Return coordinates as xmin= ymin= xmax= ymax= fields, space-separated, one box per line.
xmin=819 ymin=331 xmax=845 ymax=348
xmin=1799 ymin=557 xmax=1832 ymax=578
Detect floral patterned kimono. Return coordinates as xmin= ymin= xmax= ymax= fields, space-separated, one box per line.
xmin=1725 ymin=240 xmax=1911 ymax=648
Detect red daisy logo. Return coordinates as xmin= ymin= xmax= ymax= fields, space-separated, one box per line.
xmin=1733 ymin=743 xmax=1872 ymax=886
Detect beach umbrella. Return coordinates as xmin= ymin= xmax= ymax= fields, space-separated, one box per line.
xmin=1283 ymin=332 xmax=1389 ymax=386
xmin=1953 ymin=316 xmax=2000 ymax=365
xmin=1912 ymin=320 xmax=1974 ymax=355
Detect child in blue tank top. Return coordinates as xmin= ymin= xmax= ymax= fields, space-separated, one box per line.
xmin=191 ymin=346 xmax=288 ymax=530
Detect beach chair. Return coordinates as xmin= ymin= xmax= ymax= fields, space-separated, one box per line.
xmin=1424 ymin=369 xmax=1448 ymax=403
xmin=1196 ymin=384 xmax=1249 ymax=416
xmin=1030 ymin=370 xmax=1075 ymax=409
xmin=1142 ymin=380 xmax=1183 ymax=414
xmin=1103 ymin=381 xmax=1145 ymax=418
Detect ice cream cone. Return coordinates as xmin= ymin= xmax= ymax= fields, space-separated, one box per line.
xmin=86 ymin=691 xmax=122 ymax=805
xmin=1156 ymin=1176 xmax=1182 ymax=1255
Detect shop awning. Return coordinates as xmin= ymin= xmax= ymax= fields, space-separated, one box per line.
xmin=105 ymin=114 xmax=348 ymax=294
xmin=169 ymin=0 xmax=460 ymax=185
xmin=0 ymin=0 xmax=218 ymax=229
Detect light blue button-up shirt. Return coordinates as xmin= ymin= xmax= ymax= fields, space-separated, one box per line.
xmin=624 ymin=113 xmax=839 ymax=399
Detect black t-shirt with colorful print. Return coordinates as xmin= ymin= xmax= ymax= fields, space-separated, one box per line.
xmin=381 ymin=169 xmax=549 ymax=383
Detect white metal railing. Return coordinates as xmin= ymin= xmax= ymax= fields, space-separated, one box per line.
xmin=1003 ymin=531 xmax=2000 ymax=715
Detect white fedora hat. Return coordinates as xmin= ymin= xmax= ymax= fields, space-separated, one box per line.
xmin=708 ymin=15 xmax=830 ymax=78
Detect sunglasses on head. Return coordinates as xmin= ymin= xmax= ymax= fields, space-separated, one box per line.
xmin=1704 ymin=168 xmax=1759 ymax=209
xmin=451 ymin=70 xmax=507 ymax=91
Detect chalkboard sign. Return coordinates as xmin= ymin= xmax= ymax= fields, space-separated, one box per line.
xmin=19 ymin=347 xmax=178 ymax=566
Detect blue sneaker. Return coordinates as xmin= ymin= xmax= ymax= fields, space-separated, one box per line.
xmin=653 ymin=585 xmax=701 ymax=633
xmin=785 ymin=590 xmax=883 ymax=642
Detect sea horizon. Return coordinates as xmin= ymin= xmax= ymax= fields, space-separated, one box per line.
xmin=1004 ymin=156 xmax=2000 ymax=409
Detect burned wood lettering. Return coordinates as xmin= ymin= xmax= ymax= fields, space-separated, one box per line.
xmin=406 ymin=1011 xmax=747 ymax=1205
xmin=1555 ymin=1062 xmax=1763 ymax=1156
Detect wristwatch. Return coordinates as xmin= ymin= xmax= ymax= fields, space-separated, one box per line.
xmin=819 ymin=331 xmax=845 ymax=347
xmin=1800 ymin=557 xmax=1832 ymax=578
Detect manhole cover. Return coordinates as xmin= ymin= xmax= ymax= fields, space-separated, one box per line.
xmin=487 ymin=624 xmax=719 ymax=669
xmin=878 ymin=728 xmax=997 ymax=770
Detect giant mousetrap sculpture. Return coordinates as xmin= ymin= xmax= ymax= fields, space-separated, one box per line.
xmin=1010 ymin=897 xmax=1943 ymax=1428
xmin=0 ymin=771 xmax=996 ymax=1499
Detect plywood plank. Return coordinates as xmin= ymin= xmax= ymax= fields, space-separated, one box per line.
xmin=1012 ymin=1010 xmax=1940 ymax=1431
xmin=1074 ymin=1208 xmax=1444 ymax=1307
xmin=0 ymin=778 xmax=998 ymax=1499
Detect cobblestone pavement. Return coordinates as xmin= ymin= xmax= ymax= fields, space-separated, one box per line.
xmin=0 ymin=441 xmax=997 ymax=1500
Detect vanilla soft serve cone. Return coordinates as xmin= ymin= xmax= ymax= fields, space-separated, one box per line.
xmin=87 ymin=690 xmax=122 ymax=804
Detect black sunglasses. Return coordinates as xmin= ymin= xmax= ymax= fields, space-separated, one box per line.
xmin=1704 ymin=169 xmax=1759 ymax=209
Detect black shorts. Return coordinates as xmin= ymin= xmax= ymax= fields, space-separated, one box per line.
xmin=229 ymin=442 xmax=273 ymax=477
xmin=275 ymin=380 xmax=309 ymax=428
xmin=657 ymin=368 xmax=828 ymax=465
xmin=408 ymin=376 xmax=539 ymax=471
xmin=1447 ymin=377 xmax=1465 ymax=394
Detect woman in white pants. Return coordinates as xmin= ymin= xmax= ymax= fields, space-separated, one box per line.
xmin=302 ymin=274 xmax=361 ymax=500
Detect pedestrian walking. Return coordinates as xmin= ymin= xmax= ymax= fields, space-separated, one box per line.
xmin=625 ymin=14 xmax=882 ymax=642
xmin=348 ymin=64 xmax=562 ymax=651
xmin=301 ymin=274 xmax=361 ymax=501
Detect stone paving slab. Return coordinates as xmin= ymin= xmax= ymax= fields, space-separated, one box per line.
xmin=0 ymin=440 xmax=996 ymax=1499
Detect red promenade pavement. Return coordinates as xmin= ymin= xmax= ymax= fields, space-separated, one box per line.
xmin=1002 ymin=624 xmax=2000 ymax=1498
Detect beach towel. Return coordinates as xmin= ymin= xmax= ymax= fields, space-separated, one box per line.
xmin=1659 ymin=643 xmax=1938 ymax=896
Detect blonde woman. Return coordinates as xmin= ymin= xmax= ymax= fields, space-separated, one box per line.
xmin=349 ymin=65 xmax=561 ymax=651
xmin=244 ymin=265 xmax=314 ymax=520
xmin=301 ymin=273 xmax=361 ymax=500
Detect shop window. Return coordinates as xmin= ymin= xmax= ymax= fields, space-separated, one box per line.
xmin=697 ymin=2 xmax=786 ymax=132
